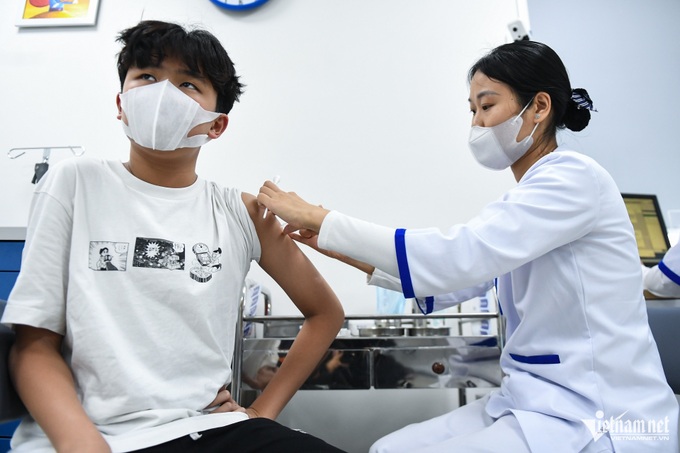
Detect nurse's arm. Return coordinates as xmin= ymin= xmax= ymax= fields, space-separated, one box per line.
xmin=287 ymin=229 xmax=376 ymax=275
xmin=10 ymin=325 xmax=111 ymax=452
xmin=285 ymin=222 xmax=494 ymax=312
xmin=259 ymin=182 xmax=491 ymax=296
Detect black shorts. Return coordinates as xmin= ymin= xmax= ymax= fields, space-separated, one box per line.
xmin=133 ymin=418 xmax=346 ymax=453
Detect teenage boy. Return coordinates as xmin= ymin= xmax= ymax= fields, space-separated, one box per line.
xmin=2 ymin=20 xmax=345 ymax=453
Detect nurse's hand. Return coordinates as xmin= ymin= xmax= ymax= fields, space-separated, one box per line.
xmin=257 ymin=180 xmax=329 ymax=232
xmin=258 ymin=180 xmax=375 ymax=275
xmin=287 ymin=228 xmax=330 ymax=255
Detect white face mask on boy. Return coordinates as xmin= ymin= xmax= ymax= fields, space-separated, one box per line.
xmin=467 ymin=101 xmax=539 ymax=170
xmin=120 ymin=80 xmax=220 ymax=151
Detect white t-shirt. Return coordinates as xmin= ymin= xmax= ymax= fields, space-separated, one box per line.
xmin=319 ymin=149 xmax=679 ymax=453
xmin=2 ymin=158 xmax=260 ymax=452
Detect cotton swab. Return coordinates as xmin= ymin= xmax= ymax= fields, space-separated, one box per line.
xmin=262 ymin=175 xmax=281 ymax=219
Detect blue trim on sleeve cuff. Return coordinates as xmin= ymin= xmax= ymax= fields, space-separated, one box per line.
xmin=415 ymin=297 xmax=435 ymax=315
xmin=395 ymin=229 xmax=415 ymax=299
xmin=494 ymin=278 xmax=502 ymax=315
xmin=422 ymin=296 xmax=434 ymax=314
xmin=425 ymin=296 xmax=434 ymax=313
xmin=509 ymin=353 xmax=561 ymax=365
xmin=658 ymin=260 xmax=680 ymax=286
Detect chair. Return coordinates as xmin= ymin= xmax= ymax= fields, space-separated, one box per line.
xmin=646 ymin=300 xmax=680 ymax=394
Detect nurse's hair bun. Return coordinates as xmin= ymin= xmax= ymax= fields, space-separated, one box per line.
xmin=562 ymin=88 xmax=596 ymax=132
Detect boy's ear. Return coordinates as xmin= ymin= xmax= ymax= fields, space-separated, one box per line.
xmin=208 ymin=114 xmax=229 ymax=139
xmin=115 ymin=93 xmax=123 ymax=120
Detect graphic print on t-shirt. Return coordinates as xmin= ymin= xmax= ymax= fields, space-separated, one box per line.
xmin=132 ymin=237 xmax=185 ymax=270
xmin=89 ymin=241 xmax=129 ymax=271
xmin=189 ymin=243 xmax=222 ymax=283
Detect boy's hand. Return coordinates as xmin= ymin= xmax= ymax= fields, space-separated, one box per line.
xmin=204 ymin=387 xmax=246 ymax=414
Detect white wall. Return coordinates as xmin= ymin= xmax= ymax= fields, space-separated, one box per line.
xmin=527 ymin=0 xmax=680 ymax=227
xmin=0 ymin=0 xmax=528 ymax=315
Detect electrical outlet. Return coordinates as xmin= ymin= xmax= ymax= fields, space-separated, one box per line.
xmin=508 ymin=20 xmax=530 ymax=41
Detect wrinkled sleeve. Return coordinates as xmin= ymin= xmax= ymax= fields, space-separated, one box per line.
xmin=1 ymin=164 xmax=75 ymax=334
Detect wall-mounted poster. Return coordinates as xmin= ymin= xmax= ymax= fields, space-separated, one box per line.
xmin=16 ymin=0 xmax=100 ymax=27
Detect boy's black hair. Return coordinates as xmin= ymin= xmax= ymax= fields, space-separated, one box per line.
xmin=116 ymin=20 xmax=244 ymax=114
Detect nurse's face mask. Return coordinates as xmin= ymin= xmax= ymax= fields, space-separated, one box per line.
xmin=467 ymin=100 xmax=539 ymax=170
xmin=120 ymin=80 xmax=220 ymax=151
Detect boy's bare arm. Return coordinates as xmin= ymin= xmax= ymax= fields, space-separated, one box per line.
xmin=10 ymin=325 xmax=111 ymax=452
xmin=242 ymin=193 xmax=345 ymax=420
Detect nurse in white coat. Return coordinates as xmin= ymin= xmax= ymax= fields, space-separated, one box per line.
xmin=642 ymin=243 xmax=680 ymax=298
xmin=258 ymin=40 xmax=679 ymax=453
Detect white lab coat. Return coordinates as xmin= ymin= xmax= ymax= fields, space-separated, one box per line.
xmin=642 ymin=243 xmax=680 ymax=298
xmin=319 ymin=149 xmax=678 ymax=453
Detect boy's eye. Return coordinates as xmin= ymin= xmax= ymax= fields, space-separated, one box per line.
xmin=140 ymin=74 xmax=157 ymax=81
xmin=180 ymin=82 xmax=198 ymax=90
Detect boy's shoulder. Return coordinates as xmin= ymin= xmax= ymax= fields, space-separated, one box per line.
xmin=35 ymin=156 xmax=110 ymax=191
xmin=48 ymin=156 xmax=109 ymax=177
xmin=207 ymin=180 xmax=245 ymax=201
